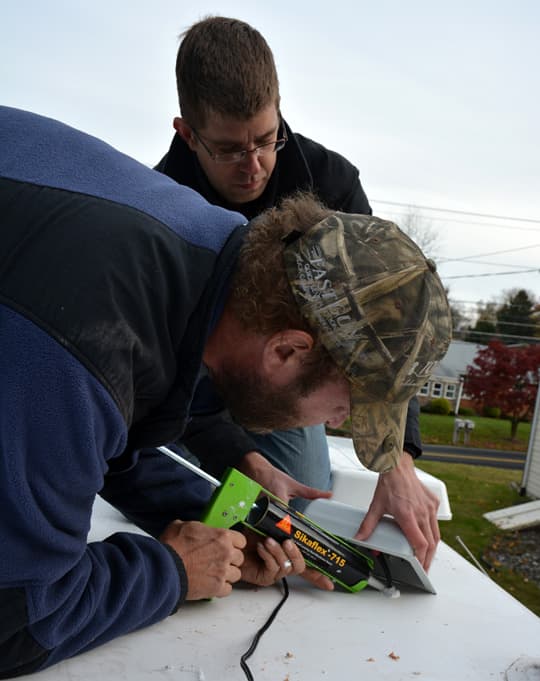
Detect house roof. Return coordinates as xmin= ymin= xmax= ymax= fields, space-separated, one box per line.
xmin=434 ymin=339 xmax=486 ymax=379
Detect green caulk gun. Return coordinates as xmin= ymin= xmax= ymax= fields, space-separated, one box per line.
xmin=157 ymin=446 xmax=397 ymax=594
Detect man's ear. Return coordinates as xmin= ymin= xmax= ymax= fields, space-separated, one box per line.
xmin=173 ymin=117 xmax=197 ymax=151
xmin=262 ymin=330 xmax=314 ymax=383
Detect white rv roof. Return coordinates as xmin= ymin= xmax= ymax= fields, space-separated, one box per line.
xmin=24 ymin=436 xmax=540 ymax=681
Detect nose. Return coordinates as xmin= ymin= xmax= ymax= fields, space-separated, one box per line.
xmin=326 ymin=409 xmax=349 ymax=429
xmin=238 ymin=147 xmax=262 ymax=174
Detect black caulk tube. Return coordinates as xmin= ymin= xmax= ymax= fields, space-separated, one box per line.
xmin=246 ymin=496 xmax=373 ymax=590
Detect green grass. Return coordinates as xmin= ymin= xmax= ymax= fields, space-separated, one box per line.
xmin=327 ymin=413 xmax=531 ymax=451
xmin=418 ymin=413 xmax=531 ymax=451
xmin=415 ymin=460 xmax=540 ymax=616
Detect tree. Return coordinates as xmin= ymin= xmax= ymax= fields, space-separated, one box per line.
xmin=443 ymin=287 xmax=470 ymax=335
xmin=496 ymin=289 xmax=537 ymax=342
xmin=400 ymin=208 xmax=442 ymax=259
xmin=465 ymin=341 xmax=540 ymax=440
xmin=449 ymin=303 xmax=468 ymax=334
xmin=464 ymin=301 xmax=499 ymax=345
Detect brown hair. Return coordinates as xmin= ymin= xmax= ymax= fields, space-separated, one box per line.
xmin=229 ymin=192 xmax=340 ymax=382
xmin=176 ymin=16 xmax=280 ymax=127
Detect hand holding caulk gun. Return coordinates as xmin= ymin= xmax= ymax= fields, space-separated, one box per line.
xmin=159 ymin=517 xmax=316 ymax=599
xmin=158 ymin=446 xmax=400 ymax=596
xmin=158 ymin=449 xmax=335 ymax=598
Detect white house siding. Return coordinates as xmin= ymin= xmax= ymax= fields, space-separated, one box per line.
xmin=522 ymin=386 xmax=540 ymax=499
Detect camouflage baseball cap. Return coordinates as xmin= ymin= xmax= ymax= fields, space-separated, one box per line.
xmin=284 ymin=213 xmax=452 ymax=473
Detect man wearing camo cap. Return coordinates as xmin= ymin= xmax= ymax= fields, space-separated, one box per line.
xmin=0 ymin=104 xmax=450 ymax=675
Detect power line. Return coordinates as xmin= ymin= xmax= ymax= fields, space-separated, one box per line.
xmin=453 ymin=317 xmax=540 ymax=330
xmin=452 ymin=316 xmax=540 ymax=330
xmin=449 ymin=298 xmax=540 ymax=308
xmin=491 ymin=319 xmax=540 ymax=330
xmin=377 ymin=208 xmax=540 ymax=234
xmin=372 ymin=199 xmax=540 ymax=225
xmin=450 ymin=313 xmax=540 ymax=329
xmin=442 ymin=260 xmax=536 ymax=269
xmin=457 ymin=330 xmax=540 ymax=343
xmin=444 ymin=268 xmax=540 ymax=279
xmin=439 ymin=243 xmax=540 ymax=263
xmin=370 ymin=201 xmax=540 ymax=288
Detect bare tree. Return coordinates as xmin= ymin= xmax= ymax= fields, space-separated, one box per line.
xmin=445 ymin=291 xmax=470 ymax=334
xmin=399 ymin=207 xmax=442 ymax=260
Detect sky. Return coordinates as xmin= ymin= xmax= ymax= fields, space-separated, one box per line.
xmin=2 ymin=0 xmax=539 ymax=326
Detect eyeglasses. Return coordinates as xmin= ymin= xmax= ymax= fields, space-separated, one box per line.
xmin=191 ymin=123 xmax=288 ymax=164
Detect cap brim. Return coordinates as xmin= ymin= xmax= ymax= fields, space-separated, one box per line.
xmin=350 ymin=386 xmax=408 ymax=473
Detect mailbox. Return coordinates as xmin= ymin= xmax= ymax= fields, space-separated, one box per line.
xmin=453 ymin=418 xmax=475 ymax=445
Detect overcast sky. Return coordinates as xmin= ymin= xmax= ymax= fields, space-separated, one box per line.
xmin=2 ymin=0 xmax=539 ymax=321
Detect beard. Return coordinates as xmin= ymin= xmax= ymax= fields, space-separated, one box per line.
xmin=209 ymin=361 xmax=319 ymax=434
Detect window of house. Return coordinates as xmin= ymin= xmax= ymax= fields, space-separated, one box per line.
xmin=432 ymin=382 xmax=442 ymax=397
xmin=445 ymin=384 xmax=456 ymax=399
xmin=419 ymin=382 xmax=429 ymax=396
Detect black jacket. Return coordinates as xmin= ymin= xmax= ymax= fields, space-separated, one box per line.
xmin=156 ymin=119 xmax=422 ymax=460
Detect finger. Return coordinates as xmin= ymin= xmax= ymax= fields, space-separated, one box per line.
xmin=257 ymin=539 xmax=282 ymax=573
xmin=411 ymin=513 xmax=439 ymax=571
xmin=401 ymin=522 xmax=429 ymax=570
xmin=258 ymin=538 xmax=304 ymax=577
xmin=302 ymin=567 xmax=335 ymax=591
xmin=430 ymin=507 xmax=441 ymax=545
xmin=231 ymin=547 xmax=246 ymax=568
xmin=354 ymin=506 xmax=383 ymax=542
xmin=225 ymin=564 xmax=242 ymax=586
xmin=261 ymin=537 xmax=298 ymax=573
xmin=421 ymin=496 xmax=441 ymax=571
xmin=424 ymin=541 xmax=437 ymax=572
xmin=422 ymin=517 xmax=440 ymax=572
xmin=289 ymin=483 xmax=333 ymax=502
xmin=281 ymin=539 xmax=305 ymax=573
xmin=229 ymin=529 xmax=247 ymax=549
xmin=215 ymin=581 xmax=234 ymax=598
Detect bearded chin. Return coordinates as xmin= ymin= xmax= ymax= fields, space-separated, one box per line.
xmin=209 ymin=364 xmax=303 ymax=433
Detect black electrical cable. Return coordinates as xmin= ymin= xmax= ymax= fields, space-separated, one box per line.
xmin=240 ymin=578 xmax=290 ymax=680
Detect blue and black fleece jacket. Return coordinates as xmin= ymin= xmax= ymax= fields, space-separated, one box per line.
xmin=0 ymin=107 xmax=248 ymax=677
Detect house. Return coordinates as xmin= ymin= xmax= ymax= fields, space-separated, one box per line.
xmin=417 ymin=339 xmax=486 ymax=414
xmin=521 ymin=374 xmax=540 ymax=499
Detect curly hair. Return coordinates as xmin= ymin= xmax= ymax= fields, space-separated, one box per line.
xmin=229 ymin=192 xmax=341 ymax=384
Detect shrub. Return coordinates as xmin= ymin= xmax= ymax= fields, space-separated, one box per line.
xmin=428 ymin=397 xmax=452 ymax=415
xmin=458 ymin=406 xmax=475 ymax=416
xmin=483 ymin=405 xmax=501 ymax=419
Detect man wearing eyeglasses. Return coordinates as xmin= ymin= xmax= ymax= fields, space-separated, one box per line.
xmin=152 ymin=16 xmax=440 ymax=569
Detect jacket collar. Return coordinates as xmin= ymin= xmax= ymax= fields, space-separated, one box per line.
xmin=156 ymin=119 xmax=314 ymax=219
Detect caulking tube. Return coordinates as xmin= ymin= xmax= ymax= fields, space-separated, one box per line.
xmin=247 ymin=496 xmax=373 ymax=591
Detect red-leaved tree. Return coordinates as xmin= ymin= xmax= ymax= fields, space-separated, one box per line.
xmin=465 ymin=341 xmax=540 ymax=440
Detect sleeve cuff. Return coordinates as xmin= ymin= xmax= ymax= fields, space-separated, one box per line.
xmin=162 ymin=543 xmax=189 ymax=613
xmin=403 ymin=442 xmax=422 ymax=459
